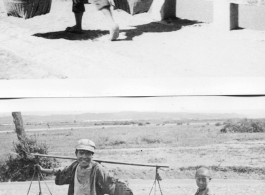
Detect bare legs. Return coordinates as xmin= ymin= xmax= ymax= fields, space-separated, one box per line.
xmin=68 ymin=4 xmax=119 ymax=40
xmin=101 ymin=6 xmax=119 ymax=41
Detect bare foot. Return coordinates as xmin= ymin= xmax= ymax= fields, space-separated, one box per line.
xmin=109 ymin=23 xmax=119 ymax=41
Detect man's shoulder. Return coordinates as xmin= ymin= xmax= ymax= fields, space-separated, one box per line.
xmin=70 ymin=160 xmax=79 ymax=168
xmin=92 ymin=161 xmax=103 ymax=168
xmin=207 ymin=188 xmax=214 ymax=195
xmin=61 ymin=160 xmax=79 ymax=172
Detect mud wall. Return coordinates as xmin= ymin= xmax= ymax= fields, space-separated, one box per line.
xmin=175 ymin=0 xmax=265 ymax=31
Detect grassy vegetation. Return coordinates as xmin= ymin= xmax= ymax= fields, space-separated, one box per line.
xmin=0 ymin=119 xmax=219 ymax=131
xmin=94 ymin=121 xmax=150 ymax=126
xmin=1 ymin=121 xmax=265 ymax=155
xmin=180 ymin=165 xmax=265 ymax=174
xmin=0 ymin=123 xmax=230 ymax=155
xmin=1 ymin=120 xmax=265 ymax=180
xmin=0 ymin=137 xmax=58 ymax=182
xmin=221 ymin=118 xmax=265 ymax=133
xmin=177 ymin=166 xmax=265 ymax=179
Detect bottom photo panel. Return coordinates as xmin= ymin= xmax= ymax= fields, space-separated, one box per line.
xmin=0 ymin=96 xmax=265 ymax=195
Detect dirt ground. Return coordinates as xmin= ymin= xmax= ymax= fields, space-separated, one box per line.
xmin=0 ymin=179 xmax=265 ymax=195
xmin=1 ymin=0 xmax=265 ymax=79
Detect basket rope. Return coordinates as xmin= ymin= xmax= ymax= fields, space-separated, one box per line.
xmin=26 ymin=165 xmax=53 ymax=195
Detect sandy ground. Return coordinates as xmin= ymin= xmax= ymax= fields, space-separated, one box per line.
xmin=1 ymin=0 xmax=265 ymax=79
xmin=0 ymin=179 xmax=265 ymax=195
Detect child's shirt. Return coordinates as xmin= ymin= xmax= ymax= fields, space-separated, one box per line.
xmin=194 ymin=187 xmax=213 ymax=195
xmin=74 ymin=164 xmax=92 ymax=195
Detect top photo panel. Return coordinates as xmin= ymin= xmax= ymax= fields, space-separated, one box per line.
xmin=1 ymin=0 xmax=265 ymax=79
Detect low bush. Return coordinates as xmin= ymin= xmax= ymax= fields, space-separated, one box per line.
xmin=215 ymin=122 xmax=222 ymax=126
xmin=180 ymin=165 xmax=265 ymax=175
xmin=141 ymin=137 xmax=161 ymax=144
xmin=94 ymin=121 xmax=150 ymax=126
xmin=0 ymin=136 xmax=59 ymax=182
xmin=109 ymin=140 xmax=127 ymax=146
xmin=220 ymin=118 xmax=265 ymax=133
xmin=138 ymin=122 xmax=145 ymax=126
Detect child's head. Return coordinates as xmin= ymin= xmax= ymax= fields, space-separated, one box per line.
xmin=195 ymin=167 xmax=212 ymax=190
xmin=75 ymin=139 xmax=95 ymax=167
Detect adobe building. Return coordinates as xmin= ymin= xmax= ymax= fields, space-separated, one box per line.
xmin=149 ymin=0 xmax=265 ymax=31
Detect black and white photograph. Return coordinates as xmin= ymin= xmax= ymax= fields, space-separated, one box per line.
xmin=1 ymin=0 xmax=265 ymax=79
xmin=1 ymin=0 xmax=265 ymax=194
xmin=0 ymin=96 xmax=265 ymax=195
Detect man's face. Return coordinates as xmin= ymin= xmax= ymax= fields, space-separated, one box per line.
xmin=195 ymin=176 xmax=210 ymax=190
xmin=76 ymin=150 xmax=93 ymax=167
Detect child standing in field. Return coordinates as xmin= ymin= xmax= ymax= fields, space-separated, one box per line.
xmin=194 ymin=167 xmax=214 ymax=195
xmin=66 ymin=0 xmax=119 ymax=41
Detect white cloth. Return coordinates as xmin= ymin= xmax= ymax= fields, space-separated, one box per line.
xmin=74 ymin=165 xmax=92 ymax=195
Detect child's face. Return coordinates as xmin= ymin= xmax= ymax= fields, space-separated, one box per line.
xmin=195 ymin=176 xmax=211 ymax=190
xmin=76 ymin=150 xmax=93 ymax=167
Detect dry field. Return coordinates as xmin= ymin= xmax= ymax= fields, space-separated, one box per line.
xmin=1 ymin=121 xmax=265 ymax=180
xmin=1 ymin=0 xmax=265 ymax=78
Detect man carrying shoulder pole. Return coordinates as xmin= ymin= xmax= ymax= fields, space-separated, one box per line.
xmin=36 ymin=139 xmax=131 ymax=195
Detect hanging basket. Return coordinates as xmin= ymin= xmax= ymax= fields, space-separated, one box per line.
xmin=112 ymin=0 xmax=153 ymax=15
xmin=3 ymin=0 xmax=52 ymax=19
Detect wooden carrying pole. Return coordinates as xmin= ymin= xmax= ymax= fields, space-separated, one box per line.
xmin=32 ymin=153 xmax=169 ymax=168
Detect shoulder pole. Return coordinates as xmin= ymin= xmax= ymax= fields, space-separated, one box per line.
xmin=31 ymin=153 xmax=169 ymax=168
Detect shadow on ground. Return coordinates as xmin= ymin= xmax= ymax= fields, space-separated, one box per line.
xmin=33 ymin=18 xmax=201 ymax=41
xmin=121 ymin=18 xmax=201 ymax=41
xmin=33 ymin=29 xmax=109 ymax=41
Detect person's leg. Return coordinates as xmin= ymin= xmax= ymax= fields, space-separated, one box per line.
xmin=66 ymin=0 xmax=85 ymax=33
xmin=74 ymin=12 xmax=84 ymax=31
xmin=101 ymin=6 xmax=119 ymax=40
xmin=93 ymin=0 xmax=119 ymax=40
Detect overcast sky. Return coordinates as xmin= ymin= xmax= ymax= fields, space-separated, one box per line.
xmin=0 ymin=96 xmax=264 ymax=117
